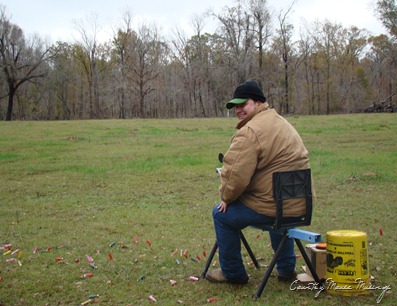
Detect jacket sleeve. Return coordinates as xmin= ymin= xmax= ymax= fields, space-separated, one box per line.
xmin=219 ymin=127 xmax=260 ymax=204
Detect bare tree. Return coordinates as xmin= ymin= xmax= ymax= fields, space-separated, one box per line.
xmin=275 ymin=2 xmax=295 ymax=114
xmin=127 ymin=22 xmax=162 ymax=118
xmin=215 ymin=1 xmax=255 ymax=82
xmin=74 ymin=13 xmax=103 ymax=118
xmin=336 ymin=26 xmax=369 ymax=112
xmin=248 ymin=0 xmax=272 ymax=82
xmin=0 ymin=7 xmax=55 ymax=120
xmin=297 ymin=29 xmax=317 ymax=114
xmin=312 ymin=20 xmax=344 ymax=114
xmin=112 ymin=10 xmax=134 ymax=119
xmin=50 ymin=42 xmax=75 ymax=119
xmin=170 ymin=27 xmax=190 ymax=117
xmin=376 ymin=0 xmax=397 ymax=39
xmin=375 ymin=0 xmax=397 ymax=106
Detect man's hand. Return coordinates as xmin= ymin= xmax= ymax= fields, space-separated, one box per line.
xmin=217 ymin=201 xmax=228 ymax=213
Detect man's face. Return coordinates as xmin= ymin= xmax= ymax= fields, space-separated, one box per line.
xmin=234 ymin=99 xmax=260 ymax=121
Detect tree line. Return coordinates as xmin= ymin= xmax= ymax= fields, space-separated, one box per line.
xmin=1 ymin=0 xmax=396 ymax=121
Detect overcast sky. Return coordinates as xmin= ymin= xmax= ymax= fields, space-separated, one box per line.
xmin=1 ymin=0 xmax=386 ymax=43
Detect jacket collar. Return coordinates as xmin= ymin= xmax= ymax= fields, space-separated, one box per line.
xmin=236 ymin=102 xmax=269 ymax=129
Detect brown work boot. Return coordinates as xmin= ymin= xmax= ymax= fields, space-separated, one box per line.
xmin=205 ymin=269 xmax=249 ymax=285
xmin=278 ymin=271 xmax=297 ymax=282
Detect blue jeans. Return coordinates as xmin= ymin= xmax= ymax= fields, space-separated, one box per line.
xmin=212 ymin=200 xmax=296 ymax=280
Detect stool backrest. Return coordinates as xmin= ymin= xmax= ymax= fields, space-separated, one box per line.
xmin=272 ymin=169 xmax=313 ymax=230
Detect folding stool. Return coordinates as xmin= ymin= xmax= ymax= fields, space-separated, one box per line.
xmin=201 ymin=169 xmax=322 ymax=299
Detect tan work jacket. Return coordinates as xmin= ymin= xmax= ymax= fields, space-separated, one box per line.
xmin=219 ymin=103 xmax=313 ymax=217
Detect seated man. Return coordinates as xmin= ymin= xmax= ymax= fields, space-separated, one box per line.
xmin=205 ymin=80 xmax=313 ymax=284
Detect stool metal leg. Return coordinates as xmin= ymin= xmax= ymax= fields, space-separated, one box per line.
xmin=254 ymin=233 xmax=289 ymax=299
xmin=201 ymin=241 xmax=218 ymax=278
xmin=240 ymin=231 xmax=260 ymax=270
xmin=201 ymin=230 xmax=261 ymax=279
xmin=294 ymin=238 xmax=322 ymax=284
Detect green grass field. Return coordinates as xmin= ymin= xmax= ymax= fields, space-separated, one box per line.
xmin=0 ymin=114 xmax=396 ymax=305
